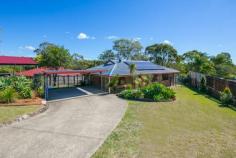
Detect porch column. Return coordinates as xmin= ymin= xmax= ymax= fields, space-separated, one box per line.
xmin=100 ymin=72 xmax=102 ymax=90
xmin=108 ymin=76 xmax=111 ymax=93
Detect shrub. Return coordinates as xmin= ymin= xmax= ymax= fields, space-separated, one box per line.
xmin=124 ymin=84 xmax=132 ymax=90
xmin=18 ymin=86 xmax=32 ymax=99
xmin=108 ymin=75 xmax=119 ymax=92
xmin=118 ymin=89 xmax=144 ymax=99
xmin=118 ymin=83 xmax=175 ymax=102
xmin=36 ymin=86 xmax=44 ymax=97
xmin=200 ymin=77 xmax=207 ymax=92
xmin=0 ymin=76 xmax=32 ymax=99
xmin=220 ymin=87 xmax=233 ymax=105
xmin=0 ymin=86 xmax=17 ymax=103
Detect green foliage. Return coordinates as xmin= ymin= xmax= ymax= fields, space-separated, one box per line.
xmin=71 ymin=60 xmax=104 ymax=70
xmin=145 ymin=43 xmax=178 ymax=66
xmin=0 ymin=86 xmax=17 ymax=103
xmin=125 ymin=84 xmax=132 ymax=90
xmin=0 ymin=76 xmax=32 ymax=99
xmin=118 ymin=89 xmax=144 ymax=99
xmin=182 ymin=50 xmax=216 ymax=75
xmin=211 ymin=52 xmax=233 ymax=65
xmin=36 ymin=86 xmax=44 ymax=97
xmin=131 ymin=52 xmax=149 ymax=61
xmin=142 ymin=83 xmax=175 ymax=101
xmin=118 ymin=83 xmax=175 ymax=102
xmin=35 ymin=42 xmax=72 ymax=68
xmin=113 ymin=39 xmax=143 ymax=60
xmin=32 ymin=74 xmax=43 ymax=90
xmin=220 ymin=87 xmax=233 ymax=105
xmin=200 ymin=77 xmax=207 ymax=92
xmin=108 ymin=75 xmax=119 ymax=92
xmin=98 ymin=50 xmax=116 ymax=61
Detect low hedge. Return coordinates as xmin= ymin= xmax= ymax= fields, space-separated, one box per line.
xmin=118 ymin=83 xmax=175 ymax=102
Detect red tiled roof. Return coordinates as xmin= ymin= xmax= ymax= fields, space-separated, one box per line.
xmin=17 ymin=67 xmax=47 ymax=77
xmin=18 ymin=67 xmax=106 ymax=77
xmin=0 ymin=56 xmax=37 ymax=65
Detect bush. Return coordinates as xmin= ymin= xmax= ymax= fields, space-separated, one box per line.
xmin=200 ymin=77 xmax=207 ymax=92
xmin=118 ymin=89 xmax=144 ymax=99
xmin=0 ymin=76 xmax=32 ymax=99
xmin=0 ymin=86 xmax=17 ymax=103
xmin=118 ymin=83 xmax=175 ymax=102
xmin=36 ymin=86 xmax=44 ymax=97
xmin=220 ymin=87 xmax=233 ymax=105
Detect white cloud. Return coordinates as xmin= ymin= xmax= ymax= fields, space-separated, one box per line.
xmin=19 ymin=45 xmax=36 ymax=51
xmin=133 ymin=37 xmax=142 ymax=41
xmin=106 ymin=35 xmax=118 ymax=40
xmin=77 ymin=32 xmax=95 ymax=40
xmin=77 ymin=32 xmax=91 ymax=40
xmin=163 ymin=40 xmax=173 ymax=45
xmin=65 ymin=31 xmax=70 ymax=34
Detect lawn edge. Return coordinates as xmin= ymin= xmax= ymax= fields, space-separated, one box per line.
xmin=0 ymin=104 xmax=49 ymax=128
xmin=89 ymin=97 xmax=128 ymax=158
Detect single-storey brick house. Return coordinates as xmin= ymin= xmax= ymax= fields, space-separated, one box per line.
xmin=88 ymin=60 xmax=179 ymax=92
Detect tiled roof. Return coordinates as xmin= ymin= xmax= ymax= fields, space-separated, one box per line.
xmin=0 ymin=56 xmax=37 ymax=65
xmin=88 ymin=60 xmax=179 ymax=76
xmin=17 ymin=67 xmax=47 ymax=77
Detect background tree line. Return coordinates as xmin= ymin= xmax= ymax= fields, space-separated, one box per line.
xmin=18 ymin=39 xmax=236 ymax=80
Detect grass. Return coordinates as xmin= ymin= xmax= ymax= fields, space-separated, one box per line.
xmin=0 ymin=105 xmax=41 ymax=123
xmin=92 ymin=86 xmax=236 ymax=158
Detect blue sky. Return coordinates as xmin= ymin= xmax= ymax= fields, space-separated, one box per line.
xmin=0 ymin=0 xmax=235 ymax=63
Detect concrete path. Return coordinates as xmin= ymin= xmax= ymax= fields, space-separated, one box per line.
xmin=0 ymin=94 xmax=127 ymax=158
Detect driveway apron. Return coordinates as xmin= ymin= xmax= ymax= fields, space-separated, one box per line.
xmin=0 ymin=94 xmax=127 ymax=158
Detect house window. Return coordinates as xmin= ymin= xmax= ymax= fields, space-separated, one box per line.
xmin=162 ymin=74 xmax=169 ymax=80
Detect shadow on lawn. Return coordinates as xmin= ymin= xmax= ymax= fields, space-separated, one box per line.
xmin=186 ymin=86 xmax=236 ymax=111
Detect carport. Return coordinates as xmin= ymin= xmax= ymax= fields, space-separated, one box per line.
xmin=43 ymin=69 xmax=106 ymax=100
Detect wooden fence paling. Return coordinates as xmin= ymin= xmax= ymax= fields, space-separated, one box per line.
xmin=190 ymin=72 xmax=236 ymax=100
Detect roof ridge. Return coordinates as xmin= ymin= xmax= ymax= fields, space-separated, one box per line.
xmin=109 ymin=62 xmax=117 ymax=76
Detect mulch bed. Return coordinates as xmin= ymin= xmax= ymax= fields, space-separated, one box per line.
xmin=0 ymin=97 xmax=43 ymax=106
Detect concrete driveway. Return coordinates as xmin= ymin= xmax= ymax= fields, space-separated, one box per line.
xmin=0 ymin=94 xmax=127 ymax=158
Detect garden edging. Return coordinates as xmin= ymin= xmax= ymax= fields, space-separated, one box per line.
xmin=0 ymin=103 xmax=49 ymax=128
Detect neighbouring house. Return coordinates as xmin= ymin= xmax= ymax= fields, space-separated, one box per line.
xmin=88 ymin=60 xmax=179 ymax=91
xmin=0 ymin=56 xmax=38 ymax=75
xmin=0 ymin=56 xmax=37 ymax=66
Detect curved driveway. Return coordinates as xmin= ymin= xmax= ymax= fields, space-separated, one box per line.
xmin=0 ymin=94 xmax=127 ymax=158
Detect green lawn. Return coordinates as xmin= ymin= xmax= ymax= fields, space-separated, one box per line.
xmin=0 ymin=105 xmax=41 ymax=123
xmin=92 ymin=86 xmax=236 ymax=158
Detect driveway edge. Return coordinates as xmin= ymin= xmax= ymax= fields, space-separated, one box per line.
xmin=0 ymin=104 xmax=49 ymax=128
xmin=87 ymin=97 xmax=128 ymax=158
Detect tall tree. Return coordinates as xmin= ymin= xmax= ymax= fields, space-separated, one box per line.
xmin=34 ymin=42 xmax=72 ymax=69
xmin=211 ymin=52 xmax=233 ymax=65
xmin=211 ymin=52 xmax=235 ymax=78
xmin=113 ymin=39 xmax=142 ymax=60
xmin=131 ymin=52 xmax=148 ymax=61
xmin=182 ymin=50 xmax=215 ymax=75
xmin=98 ymin=50 xmax=116 ymax=61
xmin=70 ymin=53 xmax=84 ymax=69
xmin=145 ymin=43 xmax=178 ymax=66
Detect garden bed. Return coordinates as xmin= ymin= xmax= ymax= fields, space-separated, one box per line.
xmin=0 ymin=97 xmax=43 ymax=106
xmin=118 ymin=83 xmax=176 ymax=102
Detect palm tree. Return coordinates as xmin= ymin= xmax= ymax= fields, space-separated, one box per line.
xmin=129 ymin=64 xmax=136 ymax=88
